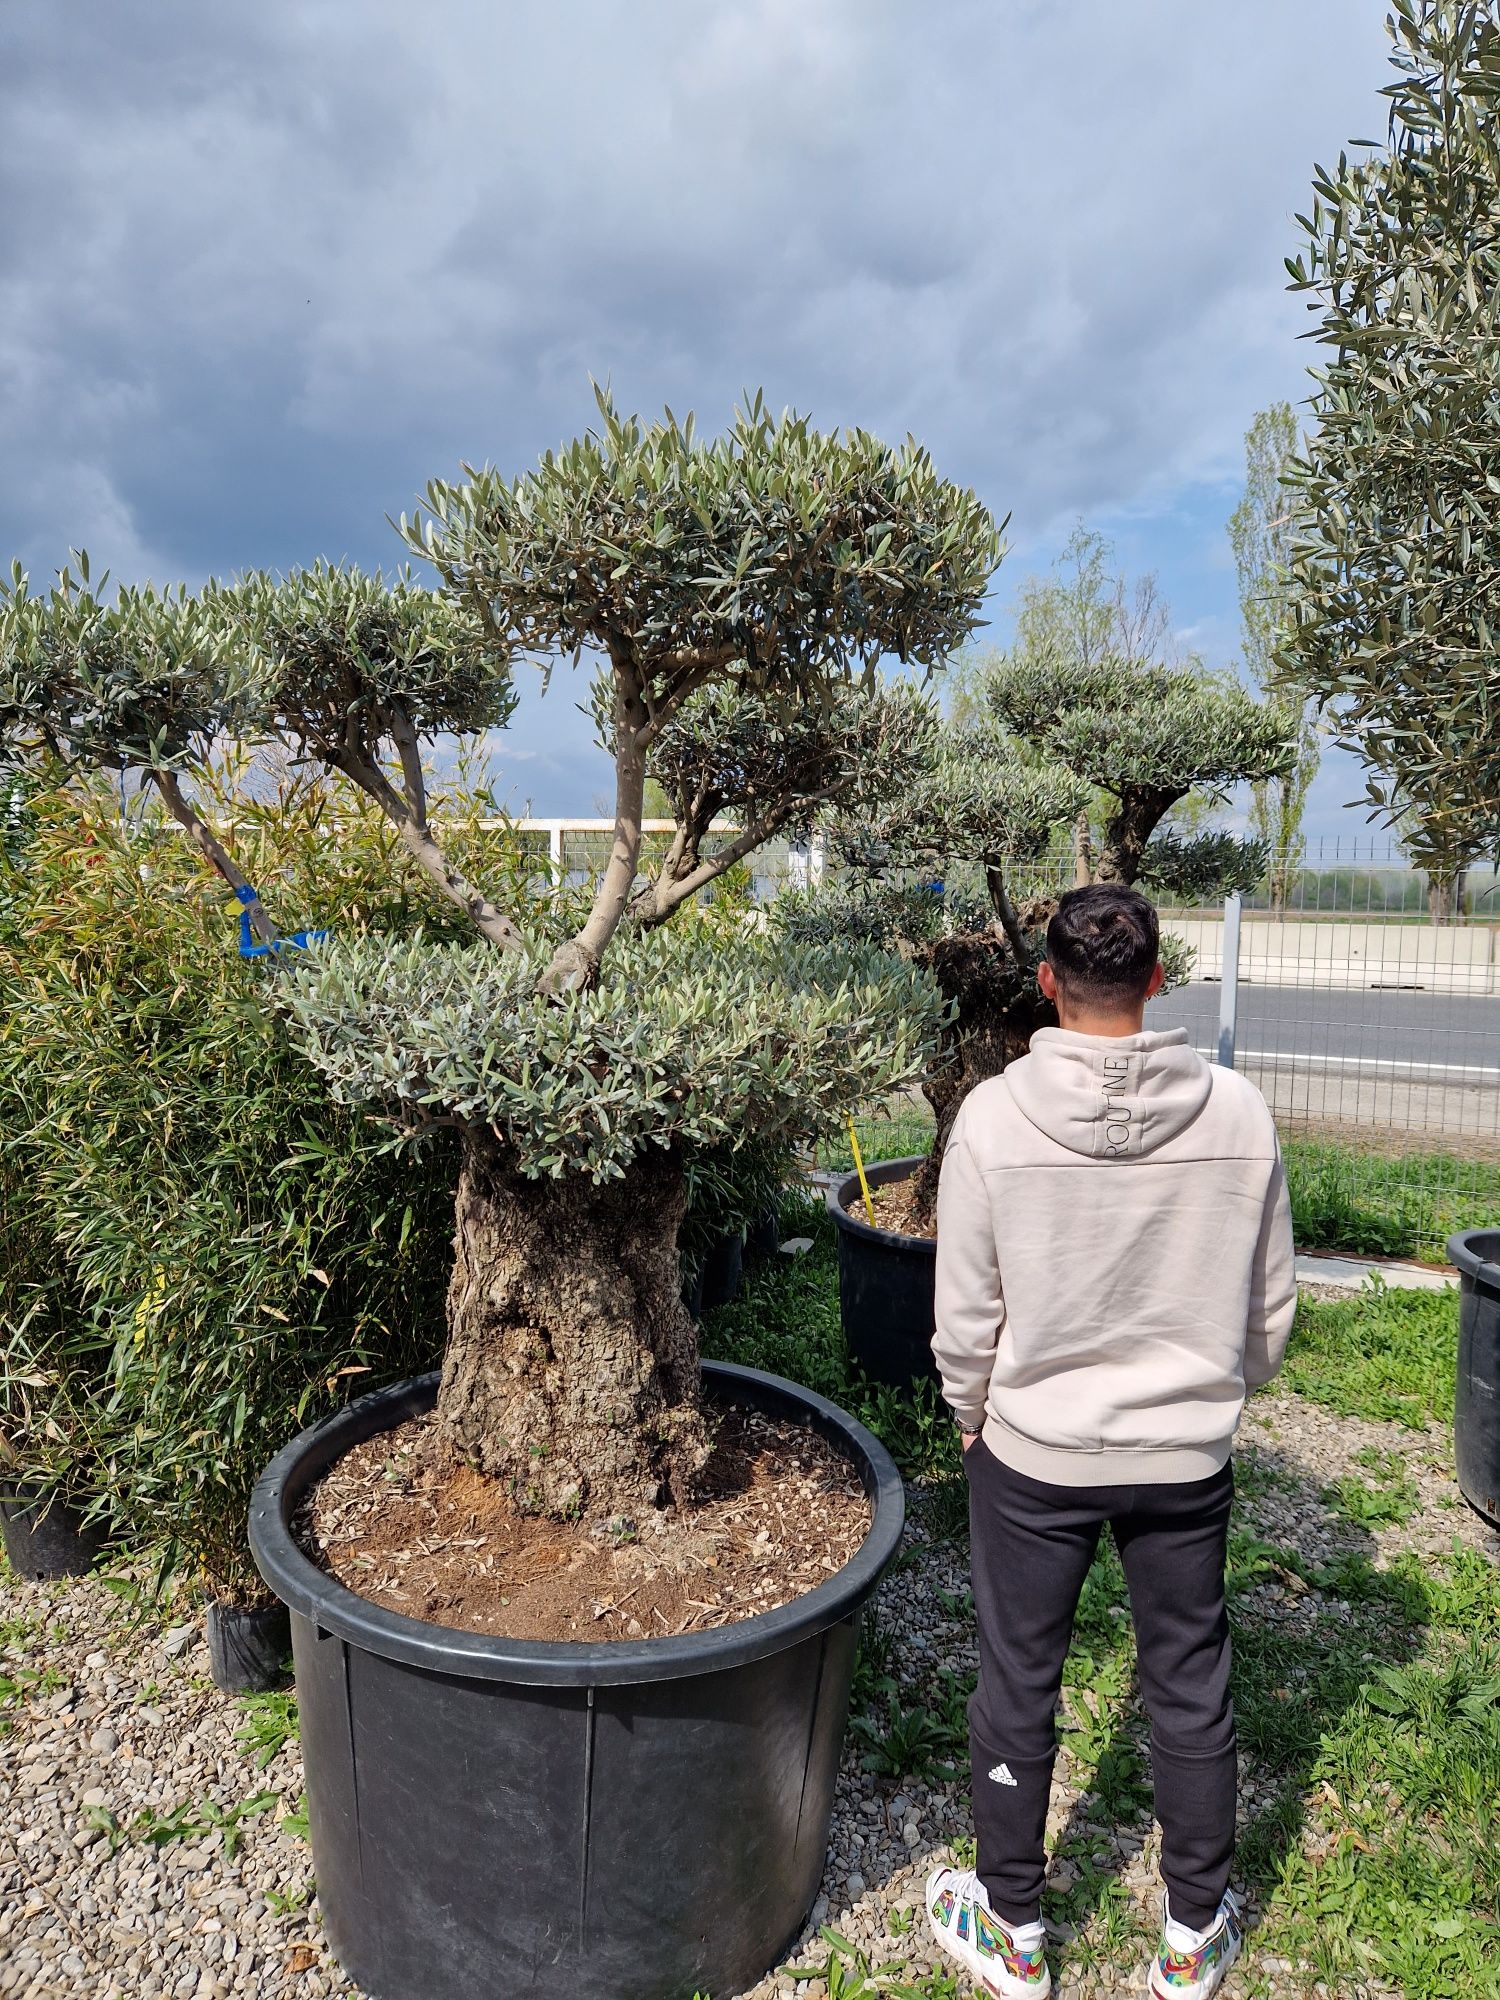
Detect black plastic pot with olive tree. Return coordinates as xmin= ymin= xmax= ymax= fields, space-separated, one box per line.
xmin=827 ymin=1156 xmax=939 ymax=1389
xmin=1450 ymin=1229 xmax=1500 ymax=1528
xmin=249 ymin=1360 xmax=904 ymax=2000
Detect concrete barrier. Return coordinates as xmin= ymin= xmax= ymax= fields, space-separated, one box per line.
xmin=1164 ymin=918 xmax=1498 ymax=996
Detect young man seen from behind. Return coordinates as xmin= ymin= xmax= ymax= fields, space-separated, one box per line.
xmin=925 ymin=884 xmax=1296 ymax=2000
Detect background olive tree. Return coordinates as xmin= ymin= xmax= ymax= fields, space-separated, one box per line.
xmin=0 ymin=557 xmax=279 ymax=940
xmin=808 ymin=654 xmax=1294 ymax=1224
xmin=948 ymin=527 xmax=1242 ymax=885
xmin=1283 ymin=0 xmax=1500 ymax=920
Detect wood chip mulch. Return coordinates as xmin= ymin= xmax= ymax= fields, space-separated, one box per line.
xmin=846 ymin=1174 xmax=934 ymax=1240
xmin=295 ymin=1404 xmax=870 ymax=1644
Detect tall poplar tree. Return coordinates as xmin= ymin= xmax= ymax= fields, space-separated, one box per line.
xmin=1229 ymin=404 xmax=1321 ymax=912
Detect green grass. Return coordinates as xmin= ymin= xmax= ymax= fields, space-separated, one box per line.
xmin=817 ymin=1104 xmax=936 ymax=1175
xmin=1284 ymin=1280 xmax=1459 ymax=1428
xmin=703 ymin=1223 xmax=1500 ymax=1999
xmin=1282 ymin=1138 xmax=1500 ymax=1264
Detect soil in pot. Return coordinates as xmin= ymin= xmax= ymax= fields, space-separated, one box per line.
xmin=297 ymin=1397 xmax=868 ymax=1642
xmin=844 ymin=1173 xmax=934 ymax=1240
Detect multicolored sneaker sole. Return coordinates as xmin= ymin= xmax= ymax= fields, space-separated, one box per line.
xmin=1148 ymin=1896 xmax=1244 ymax=1998
xmin=926 ymin=1868 xmax=1050 ymax=1999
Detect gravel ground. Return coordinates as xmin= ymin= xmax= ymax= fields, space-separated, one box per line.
xmin=2 ymin=1363 xmax=1494 ymax=2000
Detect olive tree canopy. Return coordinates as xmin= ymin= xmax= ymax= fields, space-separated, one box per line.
xmin=1283 ymin=0 xmax=1500 ymax=885
xmin=986 ymin=654 xmax=1293 ymax=893
xmin=0 ymin=556 xmax=278 ymax=938
xmin=405 ymin=388 xmax=1002 ymax=991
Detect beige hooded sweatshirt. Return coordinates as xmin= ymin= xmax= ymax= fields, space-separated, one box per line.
xmin=933 ymin=1025 xmax=1297 ymax=1486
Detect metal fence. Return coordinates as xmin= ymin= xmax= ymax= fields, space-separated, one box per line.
xmin=1147 ymin=863 xmax=1499 ymax=1265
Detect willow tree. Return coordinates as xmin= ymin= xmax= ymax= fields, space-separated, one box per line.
xmin=5 ymin=394 xmax=998 ymax=1521
xmin=808 ymin=654 xmax=1294 ymax=1224
xmin=1283 ymin=0 xmax=1500 ymax=918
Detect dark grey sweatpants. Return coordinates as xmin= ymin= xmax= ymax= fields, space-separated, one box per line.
xmin=966 ymin=1440 xmax=1236 ymax=1933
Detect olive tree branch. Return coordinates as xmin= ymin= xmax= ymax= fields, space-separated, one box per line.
xmin=150 ymin=766 xmax=278 ymax=946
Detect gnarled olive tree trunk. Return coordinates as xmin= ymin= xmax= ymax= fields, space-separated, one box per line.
xmin=908 ymin=908 xmax=1058 ymax=1228
xmin=436 ymin=1134 xmax=712 ymax=1522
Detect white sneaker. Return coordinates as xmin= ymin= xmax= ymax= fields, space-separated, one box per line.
xmin=1147 ymin=1889 xmax=1243 ymax=1999
xmin=925 ymin=1864 xmax=1051 ymax=1999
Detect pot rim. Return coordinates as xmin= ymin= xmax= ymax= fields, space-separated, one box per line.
xmin=825 ymin=1155 xmax=936 ymax=1256
xmin=1449 ymin=1228 xmax=1500 ymax=1287
xmin=248 ymin=1360 xmax=903 ymax=1689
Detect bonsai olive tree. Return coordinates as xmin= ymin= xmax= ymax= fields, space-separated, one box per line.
xmin=1283 ymin=0 xmax=1500 ymax=910
xmin=811 ymin=653 xmax=1296 ymax=1224
xmin=0 ymin=556 xmax=281 ymax=940
xmin=5 ymin=394 xmax=998 ymax=1525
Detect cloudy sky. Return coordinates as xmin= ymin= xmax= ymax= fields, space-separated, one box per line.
xmin=3 ymin=1 xmax=1400 ymax=840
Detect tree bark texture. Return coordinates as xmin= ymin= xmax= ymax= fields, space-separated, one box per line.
xmin=908 ymin=905 xmax=1058 ymax=1230
xmin=1429 ymin=867 xmax=1467 ymax=927
xmin=436 ymin=1135 xmax=711 ymax=1522
xmin=1072 ymin=808 xmax=1094 ymax=889
xmin=1094 ymin=787 xmax=1179 ymax=888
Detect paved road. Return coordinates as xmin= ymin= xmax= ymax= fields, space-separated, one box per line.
xmin=1146 ymin=981 xmax=1500 ymax=1083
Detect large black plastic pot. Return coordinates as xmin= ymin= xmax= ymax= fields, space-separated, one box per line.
xmin=827 ymin=1156 xmax=938 ymax=1388
xmin=249 ymin=1361 xmax=904 ymax=2000
xmin=0 ymin=1483 xmax=107 ymax=1581
xmin=682 ymin=1229 xmax=745 ymax=1321
xmin=1450 ymin=1229 xmax=1500 ymax=1528
xmin=745 ymin=1205 xmax=781 ymax=1264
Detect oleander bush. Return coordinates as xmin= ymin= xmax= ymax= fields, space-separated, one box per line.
xmin=0 ymin=768 xmax=507 ymax=1600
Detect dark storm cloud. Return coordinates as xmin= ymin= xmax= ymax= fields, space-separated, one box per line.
xmin=1 ymin=0 xmax=1393 ymax=810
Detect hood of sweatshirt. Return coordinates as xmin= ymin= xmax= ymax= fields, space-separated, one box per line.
xmin=1002 ymin=1025 xmax=1214 ymax=1161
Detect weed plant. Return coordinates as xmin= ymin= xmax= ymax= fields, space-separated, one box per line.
xmin=1285 ymin=1280 xmax=1458 ymax=1427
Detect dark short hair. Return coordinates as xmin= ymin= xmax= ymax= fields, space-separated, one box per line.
xmin=1045 ymin=885 xmax=1160 ymax=1005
